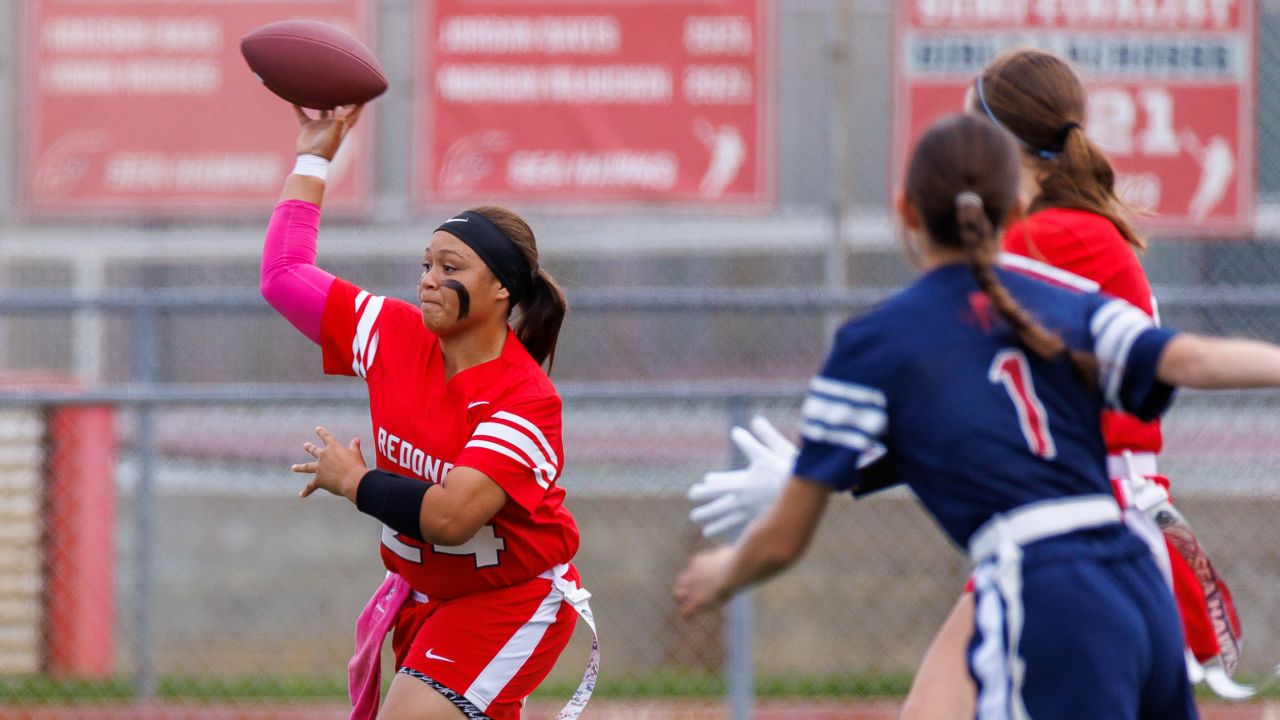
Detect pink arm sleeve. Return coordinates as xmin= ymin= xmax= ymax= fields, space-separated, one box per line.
xmin=260 ymin=199 xmax=337 ymax=345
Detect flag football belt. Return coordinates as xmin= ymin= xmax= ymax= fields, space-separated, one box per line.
xmin=968 ymin=494 xmax=1122 ymax=564
xmin=1107 ymin=451 xmax=1158 ymax=481
xmin=539 ymin=563 xmax=599 ymax=720
xmin=968 ymin=494 xmax=1122 ymax=720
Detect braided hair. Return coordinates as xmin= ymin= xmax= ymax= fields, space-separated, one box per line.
xmin=907 ymin=114 xmax=1098 ymax=381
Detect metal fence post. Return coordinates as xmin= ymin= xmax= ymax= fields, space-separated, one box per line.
xmin=823 ymin=0 xmax=854 ymax=341
xmin=725 ymin=395 xmax=753 ymax=720
xmin=132 ymin=305 xmax=158 ymax=699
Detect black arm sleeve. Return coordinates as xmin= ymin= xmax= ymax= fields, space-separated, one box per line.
xmin=355 ymin=469 xmax=430 ymax=542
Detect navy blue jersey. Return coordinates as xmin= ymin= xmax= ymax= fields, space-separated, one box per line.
xmin=793 ymin=263 xmax=1177 ymax=547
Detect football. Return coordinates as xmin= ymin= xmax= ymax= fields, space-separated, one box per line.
xmin=240 ymin=20 xmax=387 ymax=110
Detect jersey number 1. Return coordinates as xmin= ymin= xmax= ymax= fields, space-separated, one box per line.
xmin=989 ymin=349 xmax=1057 ymax=459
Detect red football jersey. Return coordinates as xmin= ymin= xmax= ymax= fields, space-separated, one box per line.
xmin=1003 ymin=207 xmax=1162 ymax=454
xmin=320 ymin=278 xmax=579 ymax=599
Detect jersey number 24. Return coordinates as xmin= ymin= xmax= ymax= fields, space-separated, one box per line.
xmin=382 ymin=525 xmax=506 ymax=568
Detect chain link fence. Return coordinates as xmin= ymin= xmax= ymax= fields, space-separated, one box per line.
xmin=0 ymin=284 xmax=1277 ymax=716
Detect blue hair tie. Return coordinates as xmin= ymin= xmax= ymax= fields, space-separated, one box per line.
xmin=975 ymin=74 xmax=1061 ymax=160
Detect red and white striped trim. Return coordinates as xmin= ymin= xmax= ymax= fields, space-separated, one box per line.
xmin=998 ymin=252 xmax=1100 ymax=293
xmin=464 ymin=573 xmax=567 ymax=710
xmin=350 ymin=290 xmax=384 ymax=378
xmin=461 ymin=564 xmax=597 ymax=719
xmin=465 ymin=411 xmax=560 ymax=489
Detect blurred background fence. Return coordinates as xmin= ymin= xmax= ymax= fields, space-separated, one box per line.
xmin=3 ymin=0 xmax=1280 ymax=716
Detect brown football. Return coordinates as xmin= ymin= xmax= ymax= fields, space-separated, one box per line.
xmin=241 ymin=20 xmax=387 ymax=110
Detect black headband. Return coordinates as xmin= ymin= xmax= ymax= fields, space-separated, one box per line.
xmin=435 ymin=211 xmax=534 ymax=304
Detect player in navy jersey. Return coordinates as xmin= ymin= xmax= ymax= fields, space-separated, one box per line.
xmin=675 ymin=113 xmax=1280 ymax=719
xmin=902 ymin=47 xmax=1249 ymax=720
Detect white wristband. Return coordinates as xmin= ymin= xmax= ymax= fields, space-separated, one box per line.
xmin=292 ymin=154 xmax=330 ymax=181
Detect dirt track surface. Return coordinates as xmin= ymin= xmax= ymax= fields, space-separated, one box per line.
xmin=0 ymin=699 xmax=1275 ymax=719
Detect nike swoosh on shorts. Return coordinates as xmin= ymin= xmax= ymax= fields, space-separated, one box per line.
xmin=424 ymin=648 xmax=455 ymax=663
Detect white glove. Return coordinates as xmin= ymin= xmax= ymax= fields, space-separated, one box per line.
xmin=688 ymin=416 xmax=797 ymax=541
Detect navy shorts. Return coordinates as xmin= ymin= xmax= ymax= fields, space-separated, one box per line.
xmin=968 ymin=525 xmax=1197 ymax=720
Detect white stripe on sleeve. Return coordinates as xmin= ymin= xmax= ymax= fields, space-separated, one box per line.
xmin=365 ymin=332 xmax=379 ymax=374
xmin=471 ymin=421 xmax=558 ymax=485
xmin=492 ymin=410 xmax=559 ymax=465
xmin=802 ymin=395 xmax=887 ymax=436
xmin=465 ymin=439 xmax=551 ymax=489
xmin=808 ymin=376 xmax=886 ymax=408
xmin=800 ymin=421 xmax=877 ymax=451
xmin=1090 ymin=299 xmax=1153 ymax=406
xmin=350 ymin=294 xmax=385 ymax=377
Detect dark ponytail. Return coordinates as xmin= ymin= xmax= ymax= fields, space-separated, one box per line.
xmin=976 ymin=47 xmax=1146 ymax=251
xmin=955 ymin=193 xmax=1098 ymax=382
xmin=514 ymin=267 xmax=567 ymax=370
xmin=469 ymin=205 xmax=567 ymax=370
xmin=907 ymin=114 xmax=1096 ymax=382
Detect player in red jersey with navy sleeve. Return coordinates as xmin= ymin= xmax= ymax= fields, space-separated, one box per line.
xmin=260 ymin=105 xmax=595 ymax=720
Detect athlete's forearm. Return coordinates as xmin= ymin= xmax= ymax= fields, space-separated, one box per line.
xmin=260 ymin=199 xmax=336 ymax=344
xmin=1158 ymin=334 xmax=1280 ymax=389
xmin=279 ymin=173 xmax=325 ymax=206
xmin=719 ymin=478 xmax=829 ymax=595
xmin=720 ymin=524 xmax=799 ymax=594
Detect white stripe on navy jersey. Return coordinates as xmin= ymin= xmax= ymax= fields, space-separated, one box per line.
xmin=998 ymin=252 xmax=1100 ymax=292
xmin=469 ymin=421 xmax=558 ymax=487
xmin=801 ymin=395 xmax=888 ymax=437
xmin=808 ymin=376 xmax=886 ymax=408
xmin=493 ymin=410 xmax=559 ymax=465
xmin=464 ymin=578 xmax=565 ymax=710
xmin=1090 ymin=299 xmax=1153 ymax=406
xmin=351 ymin=293 xmax=385 ymax=378
xmin=800 ymin=420 xmax=879 ymax=451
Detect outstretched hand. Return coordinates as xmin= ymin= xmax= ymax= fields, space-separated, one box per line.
xmin=687 ymin=416 xmax=796 ymax=540
xmin=292 ymin=426 xmax=368 ymax=503
xmin=673 ymin=546 xmax=736 ymax=618
xmin=293 ymin=104 xmax=363 ymax=160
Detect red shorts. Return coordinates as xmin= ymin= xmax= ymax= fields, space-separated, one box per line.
xmin=392 ymin=564 xmax=581 ymax=720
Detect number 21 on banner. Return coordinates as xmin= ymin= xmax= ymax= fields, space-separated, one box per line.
xmin=989 ymin=349 xmax=1057 ymax=459
xmin=1088 ymin=87 xmax=1179 ymax=158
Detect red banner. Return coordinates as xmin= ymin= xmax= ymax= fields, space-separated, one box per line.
xmin=22 ymin=0 xmax=375 ymax=216
xmin=894 ymin=1 xmax=1256 ymax=234
xmin=417 ymin=0 xmax=775 ymax=206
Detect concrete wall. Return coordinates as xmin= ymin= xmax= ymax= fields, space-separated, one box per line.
xmin=128 ymin=490 xmax=1280 ymax=683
